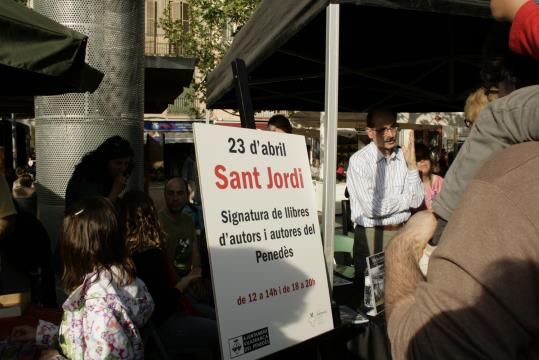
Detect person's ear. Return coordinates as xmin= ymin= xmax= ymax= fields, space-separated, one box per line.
xmin=366 ymin=128 xmax=375 ymax=140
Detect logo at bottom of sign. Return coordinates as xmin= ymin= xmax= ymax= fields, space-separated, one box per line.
xmin=229 ymin=327 xmax=271 ymax=358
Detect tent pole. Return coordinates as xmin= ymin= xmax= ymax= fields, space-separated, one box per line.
xmin=231 ymin=58 xmax=256 ymax=129
xmin=322 ymin=3 xmax=340 ymax=292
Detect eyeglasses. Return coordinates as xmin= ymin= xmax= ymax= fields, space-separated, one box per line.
xmin=484 ymin=88 xmax=499 ymax=97
xmin=464 ymin=119 xmax=473 ymax=128
xmin=370 ymin=124 xmax=399 ymax=134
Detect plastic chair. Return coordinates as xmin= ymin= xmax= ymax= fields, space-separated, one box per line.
xmin=142 ymin=319 xmax=170 ymax=360
xmin=143 ymin=318 xmax=215 ymax=360
xmin=341 ymin=200 xmax=354 ymax=235
xmin=334 ymin=234 xmax=355 ymax=279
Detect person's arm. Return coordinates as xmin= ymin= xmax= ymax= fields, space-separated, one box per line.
xmin=403 ymin=169 xmax=424 ymax=210
xmin=187 ymin=220 xmax=202 ymax=269
xmin=490 ymin=0 xmax=528 ymax=20
xmin=509 ymin=0 xmax=539 ymax=60
xmin=108 ymin=175 xmax=128 ymax=202
xmin=385 ymin=211 xmax=437 ymax=319
xmin=401 ymin=132 xmax=424 ymax=209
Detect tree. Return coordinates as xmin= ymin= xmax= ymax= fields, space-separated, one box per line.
xmin=13 ymin=0 xmax=27 ymax=5
xmin=160 ymin=0 xmax=261 ymax=113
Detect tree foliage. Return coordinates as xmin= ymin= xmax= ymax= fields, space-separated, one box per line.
xmin=160 ymin=0 xmax=261 ymax=110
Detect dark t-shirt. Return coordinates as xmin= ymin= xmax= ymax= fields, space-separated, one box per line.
xmin=132 ymin=247 xmax=181 ymax=326
xmin=65 ymin=176 xmax=110 ymax=209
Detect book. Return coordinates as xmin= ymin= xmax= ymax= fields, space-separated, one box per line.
xmin=333 ymin=274 xmax=353 ymax=287
xmin=0 ymin=293 xmax=30 ymax=319
xmin=364 ymin=252 xmax=385 ymax=315
xmin=339 ymin=305 xmax=369 ymax=325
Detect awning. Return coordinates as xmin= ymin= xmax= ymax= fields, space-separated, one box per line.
xmin=214 ymin=121 xmax=268 ymax=130
xmin=206 ymin=0 xmax=494 ymax=113
xmin=0 ymin=0 xmax=103 ymax=115
xmin=145 ymin=55 xmax=196 ymax=114
xmin=0 ymin=0 xmax=103 ymax=96
xmin=291 ymin=111 xmax=367 ymax=129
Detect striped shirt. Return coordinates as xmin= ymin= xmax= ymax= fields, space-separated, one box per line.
xmin=346 ymin=142 xmax=424 ymax=227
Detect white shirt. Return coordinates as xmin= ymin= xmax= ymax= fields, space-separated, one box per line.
xmin=346 ymin=142 xmax=424 ymax=227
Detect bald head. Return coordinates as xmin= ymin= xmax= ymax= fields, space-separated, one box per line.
xmin=164 ymin=177 xmax=188 ymax=213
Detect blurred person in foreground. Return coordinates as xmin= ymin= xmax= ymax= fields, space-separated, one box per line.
xmin=386 ymin=141 xmax=539 ymax=359
xmin=430 ymin=22 xmax=539 ymax=245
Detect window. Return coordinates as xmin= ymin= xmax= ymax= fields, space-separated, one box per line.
xmin=171 ymin=1 xmax=181 ymax=21
xmin=182 ymin=2 xmax=189 ymax=32
xmin=169 ymin=1 xmax=189 ymax=30
xmin=146 ymin=0 xmax=157 ymax=36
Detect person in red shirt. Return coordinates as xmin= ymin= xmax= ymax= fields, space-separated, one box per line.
xmin=491 ymin=0 xmax=539 ymax=60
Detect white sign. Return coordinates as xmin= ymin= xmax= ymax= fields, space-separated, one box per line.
xmin=193 ymin=123 xmax=333 ymax=360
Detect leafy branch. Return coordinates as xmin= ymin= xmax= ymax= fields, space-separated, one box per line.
xmin=159 ymin=0 xmax=261 ymax=113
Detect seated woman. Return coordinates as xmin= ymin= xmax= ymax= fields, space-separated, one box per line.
xmin=11 ymin=197 xmax=154 ymax=359
xmin=119 ymin=190 xmax=219 ymax=358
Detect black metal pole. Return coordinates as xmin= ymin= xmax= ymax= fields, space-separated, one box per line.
xmin=231 ymin=59 xmax=256 ymax=129
xmin=154 ymin=2 xmax=158 ymax=54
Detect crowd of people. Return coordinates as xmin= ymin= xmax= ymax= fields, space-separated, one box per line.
xmin=2 ymin=0 xmax=539 ymax=358
xmin=0 ymin=112 xmax=296 ymax=359
xmin=0 ymin=133 xmax=220 ymax=358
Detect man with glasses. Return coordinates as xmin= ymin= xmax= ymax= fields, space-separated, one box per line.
xmin=346 ymin=109 xmax=423 ymax=307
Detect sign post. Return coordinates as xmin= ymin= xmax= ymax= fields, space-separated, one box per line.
xmin=193 ymin=123 xmax=333 ymax=360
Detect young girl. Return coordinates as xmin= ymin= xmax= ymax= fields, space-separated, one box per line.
xmin=12 ymin=197 xmax=154 ymax=359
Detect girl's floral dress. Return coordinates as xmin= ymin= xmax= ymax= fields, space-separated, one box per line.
xmin=36 ymin=267 xmax=154 ymax=359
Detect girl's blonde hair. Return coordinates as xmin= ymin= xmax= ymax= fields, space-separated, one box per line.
xmin=464 ymin=87 xmax=499 ymax=125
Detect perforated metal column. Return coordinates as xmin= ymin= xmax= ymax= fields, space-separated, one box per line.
xmin=34 ymin=0 xmax=144 ymax=248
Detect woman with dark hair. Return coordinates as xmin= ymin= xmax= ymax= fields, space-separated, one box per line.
xmin=12 ymin=197 xmax=154 ymax=359
xmin=119 ymin=190 xmax=218 ymax=358
xmin=415 ymin=143 xmax=444 ymax=211
xmin=267 ymin=114 xmax=293 ymax=133
xmin=65 ymin=136 xmax=134 ymax=208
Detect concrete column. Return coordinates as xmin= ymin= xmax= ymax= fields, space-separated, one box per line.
xmin=34 ymin=0 xmax=144 ymax=249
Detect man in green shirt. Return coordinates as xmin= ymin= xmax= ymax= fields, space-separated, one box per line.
xmin=159 ymin=177 xmax=201 ymax=274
